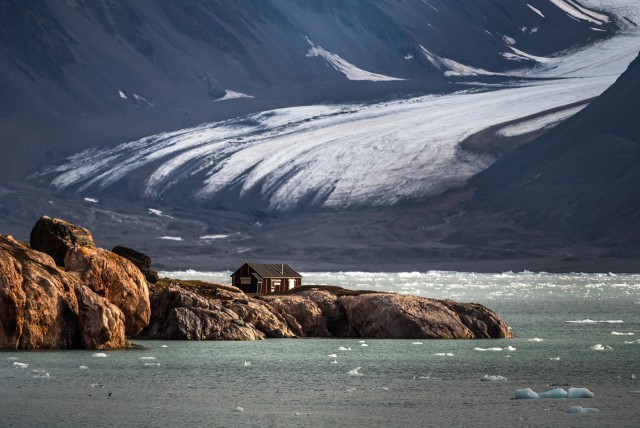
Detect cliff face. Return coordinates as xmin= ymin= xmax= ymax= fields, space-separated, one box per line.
xmin=141 ymin=282 xmax=514 ymax=340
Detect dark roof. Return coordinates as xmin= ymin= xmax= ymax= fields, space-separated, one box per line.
xmin=233 ymin=263 xmax=302 ymax=279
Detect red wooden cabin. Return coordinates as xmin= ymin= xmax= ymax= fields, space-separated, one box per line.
xmin=231 ymin=262 xmax=302 ymax=294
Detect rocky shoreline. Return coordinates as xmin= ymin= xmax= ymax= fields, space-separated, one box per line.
xmin=0 ymin=217 xmax=513 ymax=349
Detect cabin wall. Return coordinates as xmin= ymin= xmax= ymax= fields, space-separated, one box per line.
xmin=231 ymin=264 xmax=302 ymax=294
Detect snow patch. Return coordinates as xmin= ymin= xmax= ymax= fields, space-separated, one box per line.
xmin=83 ymin=197 xmax=98 ymax=203
xmin=549 ymin=0 xmax=609 ymax=25
xmin=118 ymin=90 xmax=128 ymax=99
xmin=159 ymin=236 xmax=183 ymax=241
xmin=527 ymin=4 xmax=545 ymax=18
xmin=420 ymin=45 xmax=503 ymax=76
xmin=216 ymin=90 xmax=254 ymax=101
xmin=503 ymin=47 xmax=552 ymax=63
xmin=503 ymin=35 xmax=516 ymax=45
xmin=497 ymin=105 xmax=585 ymax=137
xmin=306 ymin=37 xmax=403 ymax=82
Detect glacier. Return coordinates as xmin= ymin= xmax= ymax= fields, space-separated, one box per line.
xmin=41 ymin=0 xmax=640 ymax=212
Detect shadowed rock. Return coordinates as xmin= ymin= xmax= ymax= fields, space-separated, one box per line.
xmin=29 ymin=216 xmax=95 ymax=266
xmin=112 ymin=245 xmax=159 ymax=283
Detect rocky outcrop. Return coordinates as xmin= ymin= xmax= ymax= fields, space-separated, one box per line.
xmin=65 ymin=247 xmax=151 ymax=336
xmin=141 ymin=282 xmax=513 ymax=340
xmin=0 ymin=235 xmax=128 ymax=349
xmin=112 ymin=245 xmax=159 ymax=284
xmin=139 ymin=284 xmax=297 ymax=340
xmin=29 ymin=216 xmax=95 ymax=266
xmin=260 ymin=288 xmax=513 ymax=339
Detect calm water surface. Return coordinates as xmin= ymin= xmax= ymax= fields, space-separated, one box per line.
xmin=2 ymin=272 xmax=639 ymax=427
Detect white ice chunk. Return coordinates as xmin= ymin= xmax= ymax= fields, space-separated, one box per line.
xmin=528 ymin=338 xmax=544 ymax=342
xmin=91 ymin=353 xmax=108 ymax=358
xmin=566 ymin=406 xmax=599 ymax=414
xmin=13 ymin=362 xmax=29 ymax=369
xmin=348 ymin=367 xmax=363 ymax=376
xmin=514 ymin=388 xmax=539 ymax=399
xmin=338 ymin=347 xmax=351 ymax=351
xmin=506 ymin=346 xmax=517 ymax=351
xmin=612 ymin=331 xmax=634 ymax=336
xmin=361 ymin=343 xmax=369 ymax=347
xmin=481 ymin=374 xmax=507 ymax=382
xmin=590 ymin=344 xmax=612 ymax=351
xmin=503 ymin=35 xmax=516 ymax=45
xmin=244 ymin=361 xmax=251 ymax=367
xmin=328 ymin=354 xmax=338 ymax=358
xmin=412 ymin=342 xmax=423 ymax=345
xmin=567 ymin=387 xmax=595 ymax=398
xmin=78 ymin=366 xmax=89 ymax=370
xmin=538 ymin=388 xmax=568 ymax=398
xmin=330 ymin=360 xmax=338 ymax=364
xmin=567 ymin=319 xmax=623 ymax=324
xmin=234 ymin=407 xmax=244 ymax=413
xmin=475 ymin=347 xmax=503 ymax=352
xmin=199 ymin=234 xmax=229 ymax=240
xmin=432 ymin=353 xmax=454 ymax=357
xmin=139 ymin=357 xmax=156 ymax=360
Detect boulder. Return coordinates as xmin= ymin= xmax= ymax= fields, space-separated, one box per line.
xmin=0 ymin=235 xmax=128 ymax=349
xmin=112 ymin=245 xmax=159 ymax=283
xmin=64 ymin=247 xmax=151 ymax=336
xmin=29 ymin=216 xmax=95 ymax=266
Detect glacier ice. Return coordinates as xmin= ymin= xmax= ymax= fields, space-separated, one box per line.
xmin=537 ymin=388 xmax=568 ymax=399
xmin=514 ymin=387 xmax=594 ymax=399
xmin=480 ymin=375 xmax=507 ymax=382
xmin=514 ymin=388 xmax=539 ymax=399
xmin=567 ymin=387 xmax=595 ymax=398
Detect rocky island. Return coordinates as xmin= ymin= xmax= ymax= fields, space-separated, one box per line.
xmin=0 ymin=217 xmax=513 ymax=349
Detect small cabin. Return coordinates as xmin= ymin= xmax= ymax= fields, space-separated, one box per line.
xmin=231 ymin=262 xmax=302 ymax=294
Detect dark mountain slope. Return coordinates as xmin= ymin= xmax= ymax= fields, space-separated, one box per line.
xmin=466 ymin=51 xmax=640 ymax=247
xmin=0 ymin=0 xmax=614 ymax=183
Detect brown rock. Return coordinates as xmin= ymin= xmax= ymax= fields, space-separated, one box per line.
xmin=64 ymin=247 xmax=151 ymax=337
xmin=138 ymin=285 xmax=266 ymax=340
xmin=112 ymin=245 xmax=159 ymax=284
xmin=258 ymin=294 xmax=330 ymax=337
xmin=0 ymin=235 xmax=128 ymax=349
xmin=224 ymin=298 xmax=297 ymax=338
xmin=29 ymin=216 xmax=95 ymax=266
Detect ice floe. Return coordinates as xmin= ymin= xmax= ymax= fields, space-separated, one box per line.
xmin=527 ymin=338 xmax=544 ymax=342
xmin=244 ymin=361 xmax=251 ymax=367
xmin=32 ymin=369 xmax=50 ymax=379
xmin=328 ymin=354 xmax=337 ymax=358
xmin=411 ymin=342 xmax=423 ymax=345
xmin=13 ymin=362 xmax=29 ymax=369
xmin=78 ymin=366 xmax=89 ymax=370
xmin=338 ymin=347 xmax=351 ymax=351
xmin=234 ymin=407 xmax=244 ymax=413
xmin=590 ymin=344 xmax=613 ymax=351
xmin=475 ymin=347 xmax=504 ymax=352
xmin=567 ymin=319 xmax=623 ymax=324
xmin=91 ymin=353 xmax=109 ymax=358
xmin=432 ymin=353 xmax=454 ymax=357
xmin=481 ymin=375 xmax=507 ymax=382
xmin=611 ymin=331 xmax=634 ymax=335
xmin=139 ymin=356 xmax=156 ymax=360
xmin=514 ymin=387 xmax=594 ymax=399
xmin=566 ymin=406 xmax=599 ymax=414
xmin=348 ymin=367 xmax=363 ymax=376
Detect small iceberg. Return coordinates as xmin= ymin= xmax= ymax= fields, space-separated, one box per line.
xmin=480 ymin=375 xmax=507 ymax=382
xmin=537 ymin=388 xmax=567 ymax=399
xmin=348 ymin=367 xmax=363 ymax=376
xmin=361 ymin=343 xmax=369 ymax=347
xmin=139 ymin=356 xmax=156 ymax=360
xmin=328 ymin=354 xmax=338 ymax=358
xmin=161 ymin=345 xmax=168 ymax=348
xmin=527 ymin=338 xmax=544 ymax=342
xmin=234 ymin=407 xmax=244 ymax=413
xmin=506 ymin=346 xmax=517 ymax=352
xmin=566 ymin=406 xmax=599 ymax=414
xmin=567 ymin=387 xmax=595 ymax=398
xmin=330 ymin=360 xmax=338 ymax=364
xmin=338 ymin=347 xmax=351 ymax=351
xmin=612 ymin=331 xmax=634 ymax=336
xmin=590 ymin=344 xmax=612 ymax=351
xmin=411 ymin=342 xmax=423 ymax=345
xmin=474 ymin=347 xmax=503 ymax=352
xmin=13 ymin=362 xmax=29 ymax=369
xmin=244 ymin=361 xmax=251 ymax=367
xmin=514 ymin=388 xmax=539 ymax=399
xmin=91 ymin=353 xmax=108 ymax=358
xmin=432 ymin=353 xmax=454 ymax=357
xmin=78 ymin=366 xmax=89 ymax=370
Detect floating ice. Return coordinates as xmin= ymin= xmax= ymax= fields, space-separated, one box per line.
xmin=234 ymin=407 xmax=244 ymax=413
xmin=416 ymin=375 xmax=440 ymax=381
xmin=90 ymin=383 xmax=104 ymax=388
xmin=411 ymin=342 xmax=423 ymax=345
xmin=566 ymin=319 xmax=623 ymax=324
xmin=13 ymin=362 xmax=29 ymax=369
xmin=328 ymin=354 xmax=337 ymax=358
xmin=514 ymin=387 xmax=593 ymax=399
xmin=78 ymin=366 xmax=89 ymax=370
xmin=566 ymin=406 xmax=599 ymax=414
xmin=244 ymin=361 xmax=251 ymax=367
xmin=538 ymin=388 xmax=568 ymax=399
xmin=361 ymin=343 xmax=369 ymax=347
xmin=144 ymin=363 xmax=161 ymax=366
xmin=632 ymin=373 xmax=637 ymax=380
xmin=567 ymin=387 xmax=595 ymax=398
xmin=7 ymin=357 xmax=18 ymax=360
xmin=590 ymin=344 xmax=612 ymax=351
xmin=91 ymin=353 xmax=108 ymax=358
xmin=339 ymin=347 xmax=351 ymax=351
xmin=528 ymin=338 xmax=544 ymax=342
xmin=612 ymin=331 xmax=634 ymax=336
xmin=161 ymin=345 xmax=168 ymax=348
xmin=358 ymin=340 xmax=366 ymax=343
xmin=32 ymin=370 xmax=50 ymax=379
xmin=330 ymin=360 xmax=338 ymax=364
xmin=514 ymin=388 xmax=539 ymax=399
xmin=348 ymin=367 xmax=363 ymax=376
xmin=432 ymin=353 xmax=454 ymax=357
xmin=294 ymin=412 xmax=310 ymax=416
xmin=624 ymin=339 xmax=640 ymax=344
xmin=481 ymin=375 xmax=507 ymax=382
xmin=550 ymin=357 xmax=561 ymax=361
xmin=506 ymin=346 xmax=517 ymax=352
xmin=474 ymin=347 xmax=503 ymax=352
xmin=139 ymin=356 xmax=156 ymax=360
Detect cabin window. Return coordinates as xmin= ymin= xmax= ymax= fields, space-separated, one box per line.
xmin=271 ymin=279 xmax=281 ymax=292
xmin=288 ymin=279 xmax=296 ymax=290
xmin=240 ymin=277 xmax=251 ymax=285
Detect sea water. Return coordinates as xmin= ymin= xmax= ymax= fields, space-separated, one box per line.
xmin=2 ymin=272 xmax=639 ymax=427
